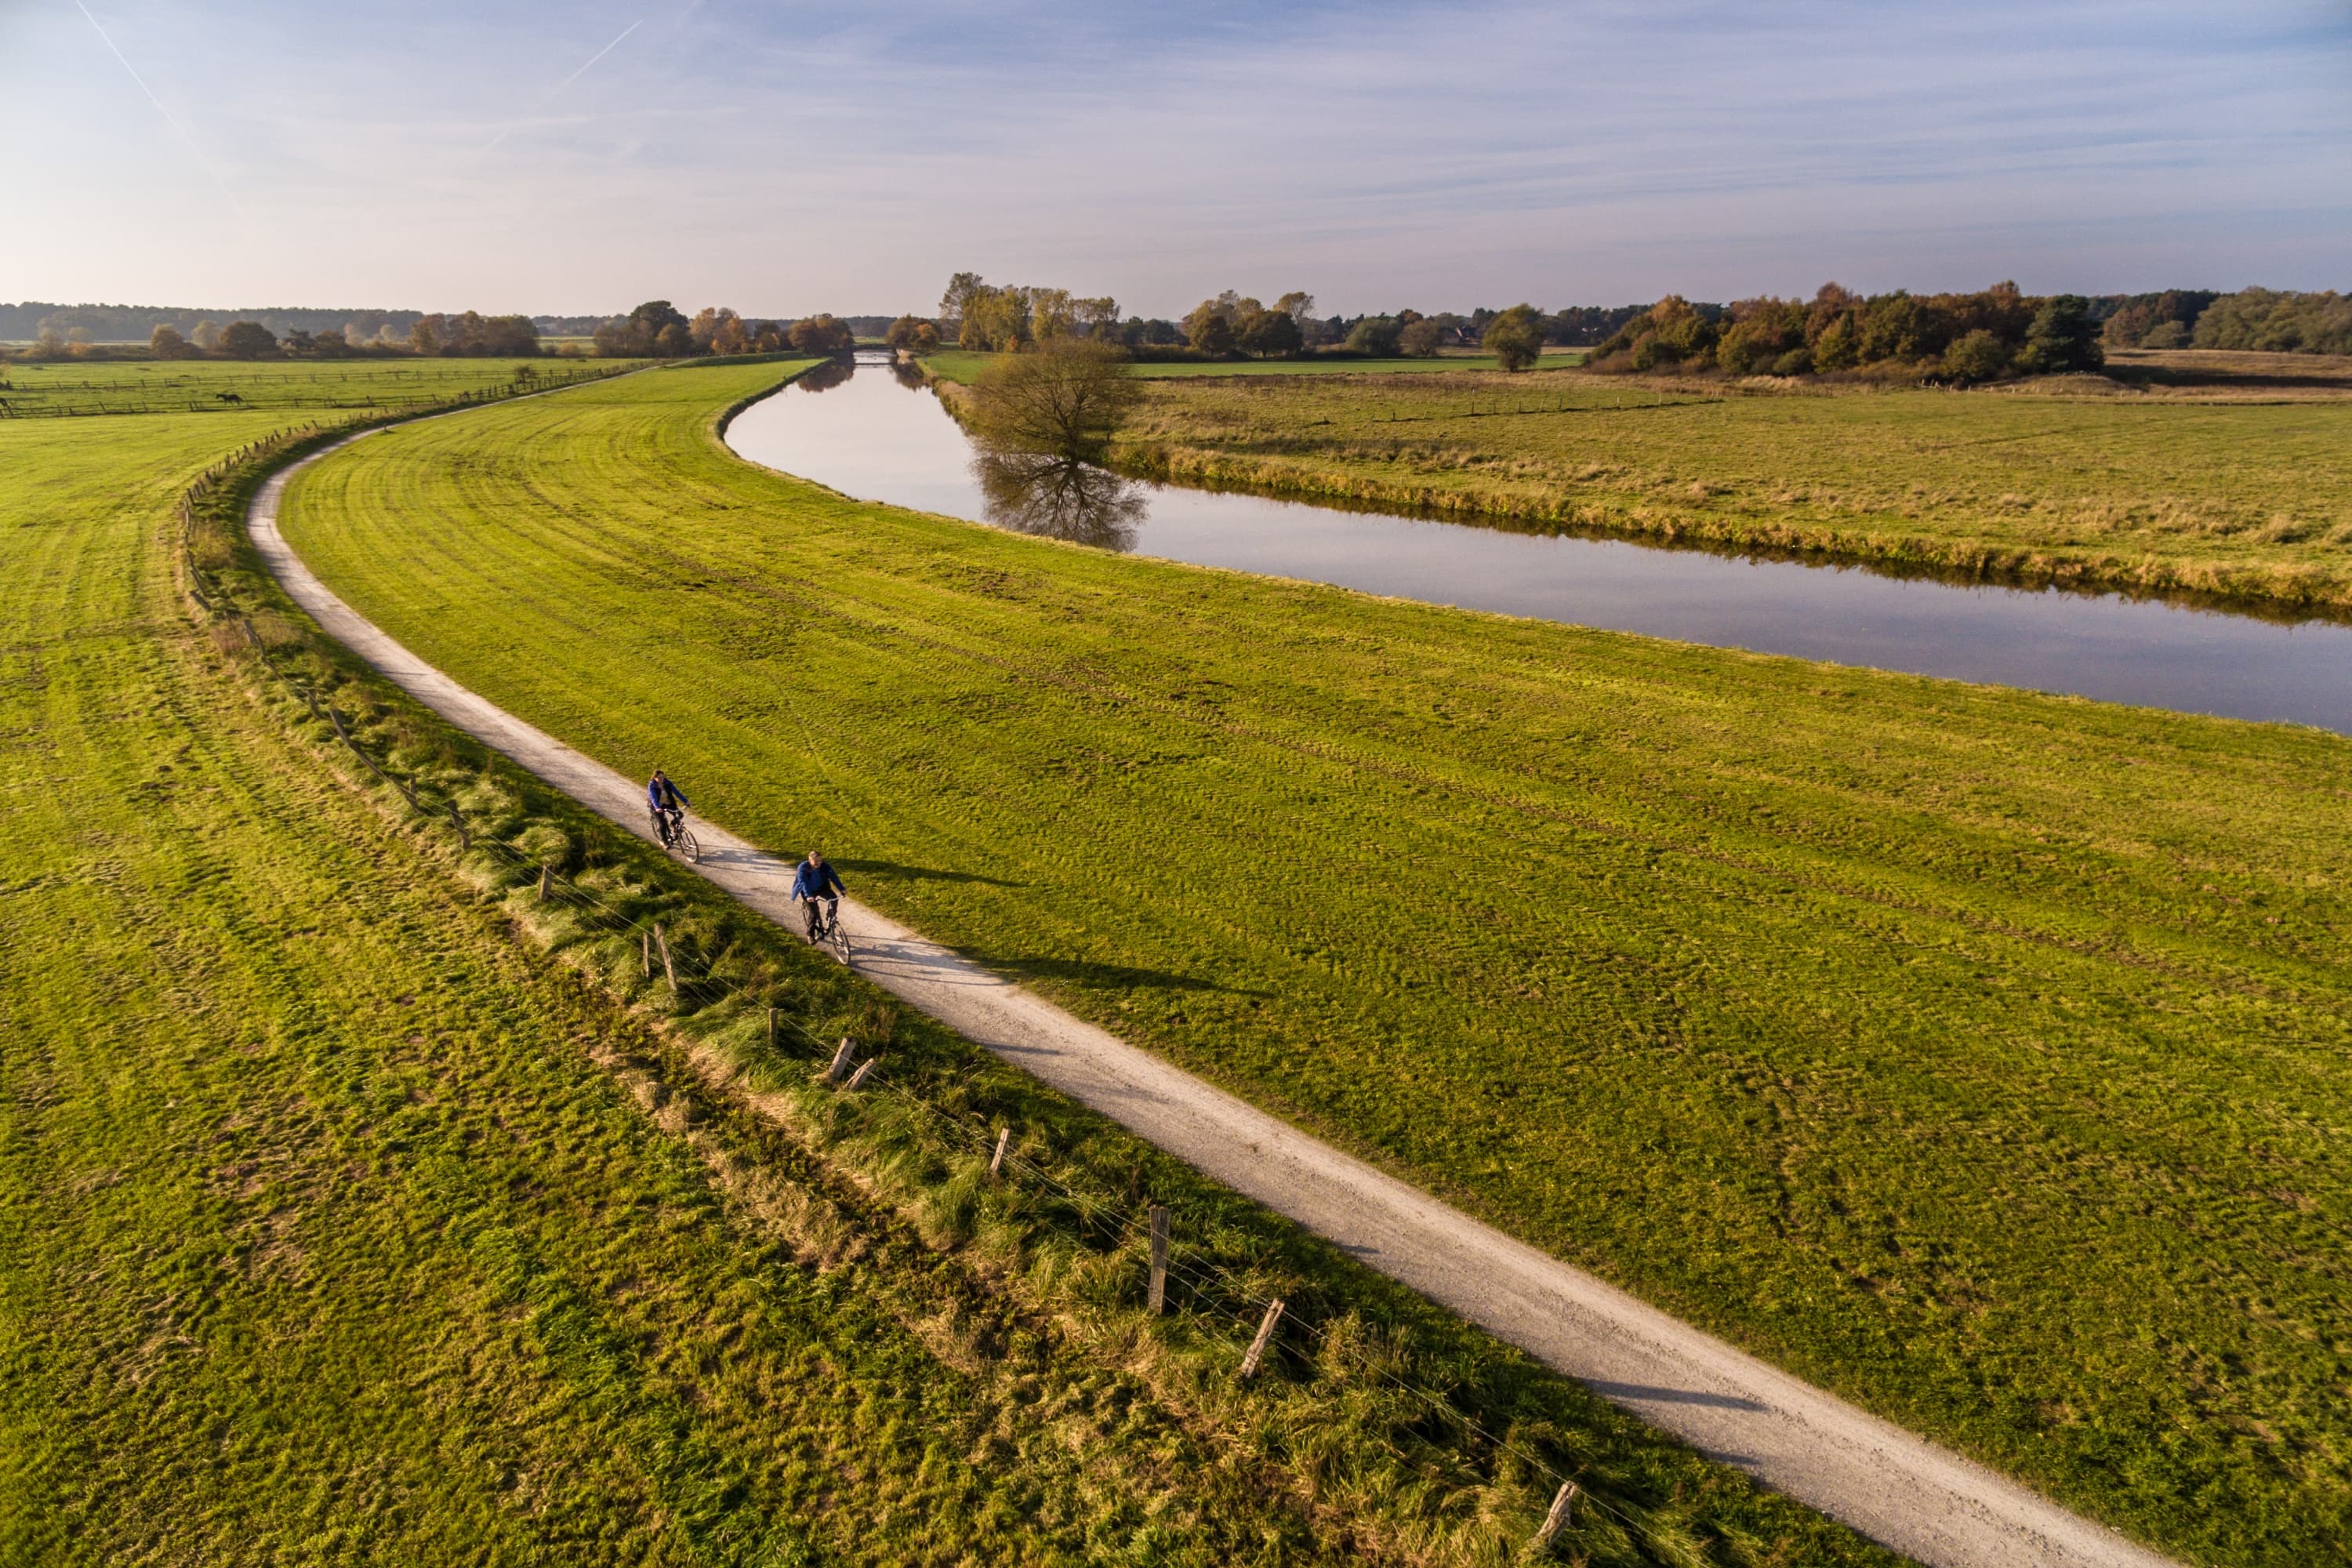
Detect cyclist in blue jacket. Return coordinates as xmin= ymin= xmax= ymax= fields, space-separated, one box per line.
xmin=791 ymin=850 xmax=845 ymax=943
xmin=646 ymin=768 xmax=690 ymax=848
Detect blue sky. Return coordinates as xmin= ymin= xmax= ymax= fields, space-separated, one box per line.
xmin=5 ymin=0 xmax=2347 ymax=316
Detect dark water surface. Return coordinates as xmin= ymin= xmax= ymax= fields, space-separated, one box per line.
xmin=724 ymin=353 xmax=2352 ymax=734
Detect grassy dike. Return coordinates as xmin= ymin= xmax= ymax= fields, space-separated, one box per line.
xmin=0 ymin=372 xmax=1893 ymax=1565
xmin=925 ymin=352 xmax=2352 ymax=613
xmin=278 ymin=362 xmax=2352 ymax=1565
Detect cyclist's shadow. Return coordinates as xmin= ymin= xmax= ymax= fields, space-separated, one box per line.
xmin=961 ymin=952 xmax=1265 ymax=998
xmin=835 ymin=858 xmax=1025 ymax=888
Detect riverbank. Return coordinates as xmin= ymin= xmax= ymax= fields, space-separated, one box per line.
xmin=285 ymin=361 xmax=2352 ymax=1567
xmin=920 ymin=349 xmax=2352 ymax=615
xmin=784 ymin=352 xmax=2352 ymax=730
xmin=1109 ymin=361 xmax=2352 ymax=613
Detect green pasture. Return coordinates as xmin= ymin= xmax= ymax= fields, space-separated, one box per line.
xmin=278 ymin=362 xmax=2352 ymax=1566
xmin=5 ymin=387 xmax=1250 ymax=1564
xmin=1114 ymin=368 xmax=2352 ymax=611
xmin=0 ymin=357 xmax=603 ymax=419
xmin=920 ymin=349 xmax=1584 ymax=384
xmin=0 ymin=366 xmax=1886 ymax=1565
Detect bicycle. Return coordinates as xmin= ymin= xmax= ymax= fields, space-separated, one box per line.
xmin=652 ymin=806 xmax=701 ymax=864
xmin=804 ymin=896 xmax=851 ymax=964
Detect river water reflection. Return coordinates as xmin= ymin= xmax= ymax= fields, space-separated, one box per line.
xmin=724 ymin=352 xmax=2352 ymax=734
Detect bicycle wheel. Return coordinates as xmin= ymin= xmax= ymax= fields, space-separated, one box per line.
xmin=827 ymin=915 xmax=851 ymax=964
xmin=673 ymin=826 xmax=701 ymax=863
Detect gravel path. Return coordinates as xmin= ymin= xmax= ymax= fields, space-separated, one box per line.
xmin=249 ymin=433 xmax=2180 ymax=1568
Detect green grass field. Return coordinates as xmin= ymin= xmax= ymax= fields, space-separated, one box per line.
xmin=0 ymin=368 xmax=1890 ymax=1565
xmin=0 ymin=358 xmax=605 ymax=419
xmin=1105 ymin=365 xmax=2352 ymax=612
xmin=920 ymin=349 xmax=1584 ymax=383
xmin=278 ymin=362 xmax=2352 ymax=1566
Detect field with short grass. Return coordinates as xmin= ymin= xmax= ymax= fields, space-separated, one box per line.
xmin=0 ymin=368 xmax=1882 ymax=1565
xmin=1108 ymin=361 xmax=2352 ymax=611
xmin=281 ymin=361 xmax=2352 ymax=1566
xmin=0 ymin=357 xmax=612 ymax=419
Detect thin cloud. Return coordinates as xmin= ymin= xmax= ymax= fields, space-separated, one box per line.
xmin=484 ymin=18 xmax=643 ymax=151
xmin=69 ymin=0 xmax=241 ymax=212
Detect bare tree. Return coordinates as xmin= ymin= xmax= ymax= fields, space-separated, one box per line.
xmin=964 ymin=339 xmax=1142 ymax=460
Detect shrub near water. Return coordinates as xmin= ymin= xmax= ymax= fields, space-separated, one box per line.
xmin=283 ymin=361 xmax=2352 ymax=1566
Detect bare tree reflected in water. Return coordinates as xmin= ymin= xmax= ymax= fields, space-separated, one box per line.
xmin=958 ymin=339 xmax=1151 ymax=549
xmin=972 ymin=448 xmax=1149 ymax=551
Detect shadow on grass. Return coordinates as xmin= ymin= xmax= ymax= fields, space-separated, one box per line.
xmin=841 ymin=857 xmax=1025 ymax=887
xmin=972 ymin=950 xmax=1265 ymax=996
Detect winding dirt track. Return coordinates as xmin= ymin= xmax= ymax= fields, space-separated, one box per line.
xmin=249 ymin=430 xmax=2180 ymax=1568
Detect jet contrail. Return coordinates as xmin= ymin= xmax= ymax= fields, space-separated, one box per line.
xmin=70 ymin=0 xmax=241 ymax=211
xmin=483 ymin=18 xmax=642 ymax=151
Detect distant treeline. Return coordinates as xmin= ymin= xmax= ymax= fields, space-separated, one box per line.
xmin=14 ymin=285 xmax=2340 ymax=368
xmin=2 ymin=298 xmax=884 ymax=363
xmin=586 ymin=301 xmax=855 ymax=358
xmin=929 ymin=274 xmax=1604 ymax=362
xmin=1588 ymin=285 xmax=2351 ymax=380
xmin=544 ymin=310 xmax=895 ymax=343
xmin=5 ymin=310 xmax=546 ymax=362
xmin=2135 ymin=288 xmax=2352 ymax=356
xmin=924 ymin=274 xmax=2352 ymax=373
xmin=1588 ymin=284 xmax=2074 ymax=382
xmin=0 ymin=301 xmax=426 ymax=344
xmin=0 ymin=299 xmax=897 ymax=357
xmin=1585 ymin=284 xmax=2352 ymax=382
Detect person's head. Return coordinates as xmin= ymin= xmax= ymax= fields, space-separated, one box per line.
xmin=806 ymin=849 xmax=823 ymax=864
xmin=652 ymin=767 xmax=666 ymax=779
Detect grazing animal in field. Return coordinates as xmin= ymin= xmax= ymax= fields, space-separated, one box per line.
xmin=217 ymin=391 xmax=244 ymax=404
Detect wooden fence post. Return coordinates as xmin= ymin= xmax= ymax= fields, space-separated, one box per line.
xmin=1240 ymin=1298 xmax=1285 ymax=1379
xmin=766 ymin=1005 xmax=778 ymax=1051
xmin=844 ymin=1055 xmax=880 ymax=1091
xmin=654 ymin=922 xmax=677 ymax=990
xmin=989 ymin=1127 xmax=1011 ymax=1179
xmin=1530 ymin=1481 xmax=1577 ymax=1554
xmin=641 ymin=929 xmax=651 ymax=978
xmin=535 ymin=863 xmax=550 ymax=902
xmin=1149 ymin=1205 xmax=1170 ymax=1316
xmin=822 ymin=1036 xmax=855 ymax=1083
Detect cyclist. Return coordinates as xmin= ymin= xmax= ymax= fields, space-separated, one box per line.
xmin=790 ymin=849 xmax=846 ymax=944
xmin=646 ymin=768 xmax=690 ymax=848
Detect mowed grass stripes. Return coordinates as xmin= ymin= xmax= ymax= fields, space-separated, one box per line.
xmin=0 ymin=392 xmax=1430 ymax=1566
xmin=283 ymin=361 xmax=2352 ymax=1566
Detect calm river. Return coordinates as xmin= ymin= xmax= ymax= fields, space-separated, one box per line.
xmin=726 ymin=352 xmax=2352 ymax=734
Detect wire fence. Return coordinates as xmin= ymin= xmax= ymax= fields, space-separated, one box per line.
xmin=168 ymin=394 xmax=1749 ymax=1566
